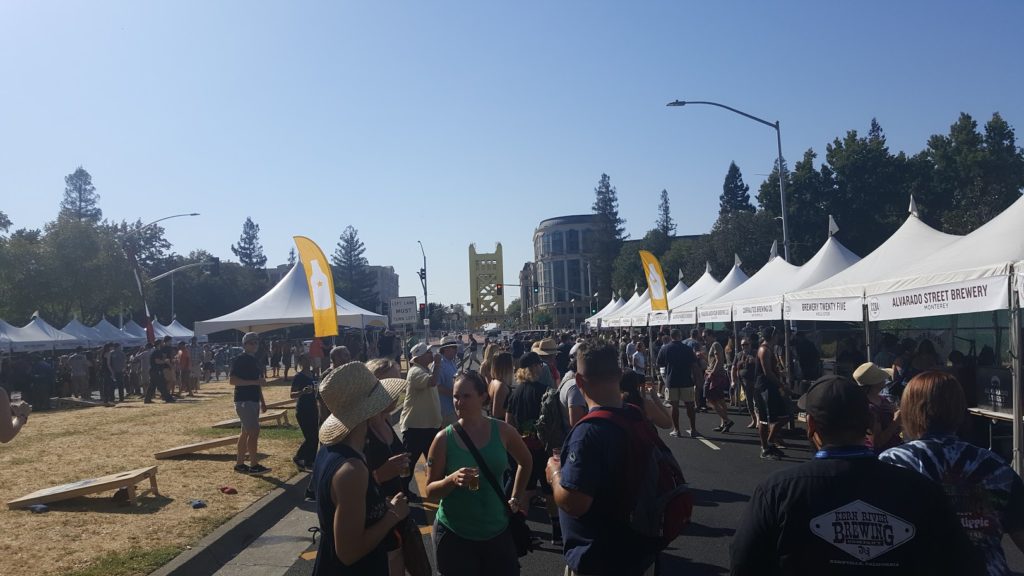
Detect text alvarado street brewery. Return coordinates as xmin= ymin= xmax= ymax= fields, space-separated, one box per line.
xmin=891 ymin=284 xmax=988 ymax=308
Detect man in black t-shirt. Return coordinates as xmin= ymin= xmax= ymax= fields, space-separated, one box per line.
xmin=144 ymin=343 xmax=175 ymax=403
xmin=731 ymin=376 xmax=979 ymax=575
xmin=231 ymin=332 xmax=269 ymax=474
xmin=657 ymin=328 xmax=702 ymax=438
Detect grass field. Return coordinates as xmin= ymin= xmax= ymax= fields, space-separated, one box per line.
xmin=0 ymin=378 xmax=304 ymax=576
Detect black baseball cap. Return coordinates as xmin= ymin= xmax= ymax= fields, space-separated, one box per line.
xmin=797 ymin=375 xmax=869 ymax=434
xmin=518 ymin=351 xmax=543 ymax=369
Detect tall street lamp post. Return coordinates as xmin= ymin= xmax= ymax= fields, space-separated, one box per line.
xmin=666 ymin=100 xmax=789 ymax=262
xmin=121 ymin=212 xmax=200 ymax=327
xmin=417 ymin=241 xmax=428 ymax=343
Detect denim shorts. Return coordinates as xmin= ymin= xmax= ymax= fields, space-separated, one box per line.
xmin=235 ymin=401 xmax=261 ymax=431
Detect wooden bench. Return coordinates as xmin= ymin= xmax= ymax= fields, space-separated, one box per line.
xmin=211 ymin=409 xmax=289 ymax=429
xmin=154 ymin=436 xmax=240 ymax=459
xmin=264 ymin=399 xmax=295 ymax=410
xmin=7 ymin=466 xmax=160 ymax=509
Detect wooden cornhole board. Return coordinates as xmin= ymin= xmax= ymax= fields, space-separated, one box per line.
xmin=7 ymin=466 xmax=160 ymax=509
xmin=53 ymin=397 xmax=108 ymax=409
xmin=211 ymin=409 xmax=289 ymax=429
xmin=264 ymin=399 xmax=295 ymax=409
xmin=154 ymin=435 xmax=240 ymax=459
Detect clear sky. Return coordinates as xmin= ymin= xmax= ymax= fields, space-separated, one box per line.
xmin=3 ymin=1 xmax=1022 ymax=313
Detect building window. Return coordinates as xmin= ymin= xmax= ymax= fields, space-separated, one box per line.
xmin=566 ymin=229 xmax=579 ymax=253
xmin=543 ymin=261 xmax=554 ymax=304
xmin=553 ymin=259 xmax=566 ymax=302
xmin=567 ymin=259 xmax=581 ymax=299
xmin=551 ymin=231 xmax=564 ymax=255
xmin=542 ymin=233 xmax=552 ymax=258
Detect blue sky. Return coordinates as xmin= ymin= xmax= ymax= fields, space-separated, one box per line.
xmin=2 ymin=1 xmax=1022 ymax=313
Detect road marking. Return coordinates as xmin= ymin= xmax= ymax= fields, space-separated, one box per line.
xmin=698 ymin=437 xmax=721 ymax=450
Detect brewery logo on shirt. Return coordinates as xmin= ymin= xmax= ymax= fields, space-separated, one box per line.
xmin=809 ymin=500 xmax=916 ymax=562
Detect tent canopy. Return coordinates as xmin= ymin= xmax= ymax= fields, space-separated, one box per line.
xmin=62 ymin=319 xmax=105 ymax=347
xmin=93 ymin=318 xmax=135 ymax=346
xmin=698 ymin=252 xmax=796 ymax=323
xmin=1 ymin=317 xmax=80 ymax=352
xmin=785 ymin=211 xmax=961 ymax=321
xmin=194 ymin=263 xmax=388 ymax=336
xmin=585 ymin=296 xmax=622 ymax=325
xmin=650 ymin=266 xmax=721 ymax=326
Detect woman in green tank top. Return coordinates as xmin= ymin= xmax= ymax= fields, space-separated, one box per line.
xmin=425 ymin=371 xmax=533 ymax=576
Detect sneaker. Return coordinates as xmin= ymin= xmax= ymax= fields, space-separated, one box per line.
xmin=234 ymin=464 xmax=251 ymax=473
xmin=550 ymin=521 xmax=562 ymax=545
xmin=669 ymin=429 xmax=681 ymax=438
xmin=688 ymin=429 xmax=699 ymax=439
xmin=712 ymin=423 xmax=726 ymax=432
xmin=722 ymin=420 xmax=735 ymax=433
xmin=248 ymin=464 xmax=271 ymax=474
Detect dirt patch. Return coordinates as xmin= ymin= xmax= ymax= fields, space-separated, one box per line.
xmin=0 ymin=379 xmax=302 ymax=576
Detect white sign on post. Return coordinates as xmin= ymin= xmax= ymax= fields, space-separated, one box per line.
xmin=390 ymin=297 xmax=419 ymax=326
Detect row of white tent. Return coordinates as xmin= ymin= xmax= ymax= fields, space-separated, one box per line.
xmin=589 ymin=194 xmax=1024 ymax=328
xmin=0 ymin=316 xmax=200 ymax=353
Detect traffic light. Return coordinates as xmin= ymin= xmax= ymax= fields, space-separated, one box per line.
xmin=591 ymin=301 xmax=598 ymax=314
xmin=496 ymin=283 xmax=503 ymax=296
xmin=532 ymin=280 xmax=539 ymax=294
xmin=419 ymin=303 xmax=426 ymax=318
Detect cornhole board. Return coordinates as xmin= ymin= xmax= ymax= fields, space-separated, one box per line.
xmin=7 ymin=466 xmax=159 ymax=509
xmin=154 ymin=435 xmax=240 ymax=459
xmin=264 ymin=399 xmax=296 ymax=409
xmin=53 ymin=397 xmax=107 ymax=409
xmin=212 ymin=409 xmax=289 ymax=429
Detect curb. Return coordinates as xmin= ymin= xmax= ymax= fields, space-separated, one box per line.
xmin=149 ymin=471 xmax=310 ymax=576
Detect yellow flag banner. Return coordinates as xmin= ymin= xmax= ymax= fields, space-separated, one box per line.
xmin=293 ymin=236 xmax=339 ymax=337
xmin=639 ymin=250 xmax=669 ymax=311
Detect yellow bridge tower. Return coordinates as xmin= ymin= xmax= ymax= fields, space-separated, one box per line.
xmin=468 ymin=243 xmax=504 ymax=328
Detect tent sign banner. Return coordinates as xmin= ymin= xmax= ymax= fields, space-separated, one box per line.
xmin=674 ymin=308 xmax=697 ymax=325
xmin=389 ymin=297 xmax=419 ymax=325
xmin=733 ymin=298 xmax=783 ymax=322
xmin=784 ymin=296 xmax=863 ymax=321
xmin=648 ymin=311 xmax=670 ymax=326
xmin=697 ymin=304 xmax=732 ymax=323
xmin=293 ymin=236 xmax=339 ymax=338
xmin=867 ymin=275 xmax=1009 ymax=321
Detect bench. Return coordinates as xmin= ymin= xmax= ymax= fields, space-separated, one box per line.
xmin=211 ymin=409 xmax=289 ymax=429
xmin=8 ymin=466 xmax=160 ymax=509
xmin=154 ymin=436 xmax=240 ymax=459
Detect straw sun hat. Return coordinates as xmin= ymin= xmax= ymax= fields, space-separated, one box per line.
xmin=318 ymin=362 xmax=406 ymax=446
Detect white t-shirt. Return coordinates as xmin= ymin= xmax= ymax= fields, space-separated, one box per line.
xmin=632 ymin=351 xmax=646 ymax=374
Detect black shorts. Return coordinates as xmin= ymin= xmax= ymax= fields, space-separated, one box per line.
xmin=434 ymin=520 xmax=519 ymax=576
xmin=757 ymin=381 xmax=789 ymax=424
xmin=525 ymin=447 xmax=550 ymax=493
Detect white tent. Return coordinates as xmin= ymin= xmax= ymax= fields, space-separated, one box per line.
xmin=698 ymin=245 xmax=797 ymax=324
xmin=604 ymin=290 xmax=642 ymax=328
xmin=0 ymin=321 xmax=19 ymax=353
xmin=604 ymin=289 xmax=650 ymax=327
xmin=10 ymin=317 xmax=80 ymax=351
xmin=650 ymin=265 xmax=720 ymax=326
xmin=785 ymin=206 xmax=961 ymax=321
xmin=61 ymin=319 xmax=105 ymax=347
xmin=674 ymin=258 xmax=749 ymax=325
xmin=627 ymin=280 xmax=690 ymax=327
xmin=864 ymin=194 xmax=1024 ymax=321
xmin=194 ymin=263 xmax=388 ymax=336
xmin=585 ymin=296 xmax=623 ymax=326
xmin=93 ymin=318 xmax=133 ymax=346
xmin=166 ymin=319 xmax=207 ymax=343
xmin=122 ymin=320 xmax=149 ymax=343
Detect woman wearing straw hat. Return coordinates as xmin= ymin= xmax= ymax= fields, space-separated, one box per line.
xmin=312 ymin=362 xmax=411 ymax=576
xmin=426 ymin=370 xmax=533 ymax=576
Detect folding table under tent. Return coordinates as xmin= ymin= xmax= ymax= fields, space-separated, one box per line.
xmin=649 ymin=265 xmax=721 ymax=327
xmin=194 ymin=262 xmax=388 ymax=336
xmin=61 ymin=319 xmax=105 ymax=348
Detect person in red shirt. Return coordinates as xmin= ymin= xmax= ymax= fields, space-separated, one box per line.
xmin=176 ymin=342 xmax=194 ymax=396
xmin=308 ymin=337 xmax=324 ymax=377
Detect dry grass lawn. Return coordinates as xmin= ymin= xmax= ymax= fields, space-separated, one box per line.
xmin=0 ymin=378 xmax=305 ymax=576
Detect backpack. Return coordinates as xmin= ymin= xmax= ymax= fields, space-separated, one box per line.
xmin=534 ymin=380 xmax=568 ymax=451
xmin=577 ymin=406 xmax=693 ymax=551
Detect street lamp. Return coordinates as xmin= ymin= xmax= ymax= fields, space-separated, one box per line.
xmin=570 ymin=298 xmax=576 ymax=330
xmin=417 ymin=241 xmax=428 ymax=342
xmin=666 ymin=100 xmax=790 ymax=262
xmin=121 ymin=212 xmax=201 ymax=328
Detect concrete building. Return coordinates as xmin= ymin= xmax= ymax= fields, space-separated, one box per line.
xmin=368 ymin=265 xmax=399 ymax=314
xmin=530 ymin=214 xmax=601 ymax=329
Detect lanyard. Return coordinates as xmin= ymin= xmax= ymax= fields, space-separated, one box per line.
xmin=814 ymin=446 xmax=876 ymax=460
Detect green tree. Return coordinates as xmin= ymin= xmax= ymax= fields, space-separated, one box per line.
xmin=331 ymin=225 xmax=378 ymax=311
xmin=591 ymin=173 xmax=627 ymax=302
xmin=506 ymin=297 xmax=522 ymax=321
xmin=533 ymin=310 xmax=553 ymax=328
xmin=720 ymin=162 xmax=754 ymax=216
xmin=231 ymin=217 xmax=268 ymax=269
xmin=114 ymin=219 xmax=172 ymax=269
xmin=611 ymin=229 xmax=671 ymax=296
xmin=707 ymin=210 xmax=778 ymax=277
xmin=778 ymin=149 xmax=832 ymax=264
xmin=0 ymin=211 xmax=11 ymax=234
xmin=59 ymin=166 xmax=102 ymax=223
xmin=287 ymin=246 xmax=297 ymax=266
xmin=655 ymin=189 xmax=676 ymax=235
xmin=660 ymin=236 xmax=710 ymax=289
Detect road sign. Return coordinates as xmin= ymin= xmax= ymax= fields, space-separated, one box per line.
xmin=390 ymin=297 xmax=419 ymax=325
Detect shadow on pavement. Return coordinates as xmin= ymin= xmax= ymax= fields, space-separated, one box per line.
xmin=683 ymin=521 xmax=735 ymax=539
xmin=690 ymin=487 xmax=749 ymax=507
xmin=661 ymin=554 xmax=729 ymax=575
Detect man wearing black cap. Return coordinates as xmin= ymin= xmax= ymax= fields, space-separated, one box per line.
xmin=730 ymin=375 xmax=978 ymax=575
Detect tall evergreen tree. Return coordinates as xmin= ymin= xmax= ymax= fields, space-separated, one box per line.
xmin=591 ymin=173 xmax=627 ymax=301
xmin=719 ymin=162 xmax=754 ymax=216
xmin=287 ymin=246 xmax=297 ymax=266
xmin=230 ymin=217 xmax=268 ymax=269
xmin=331 ymin=226 xmax=378 ymax=310
xmin=59 ymin=166 xmax=102 ymax=222
xmin=655 ymin=189 xmax=676 ymax=236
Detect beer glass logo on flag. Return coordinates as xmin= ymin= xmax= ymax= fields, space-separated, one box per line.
xmin=293 ymin=236 xmax=338 ymax=337
xmin=639 ymin=250 xmax=669 ymax=311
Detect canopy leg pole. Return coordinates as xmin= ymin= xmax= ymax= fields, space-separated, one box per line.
xmin=1011 ymin=275 xmax=1022 ymax=474
xmin=863 ymin=305 xmax=873 ymax=364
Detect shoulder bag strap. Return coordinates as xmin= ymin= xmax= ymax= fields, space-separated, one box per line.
xmin=452 ymin=422 xmax=513 ymax=517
